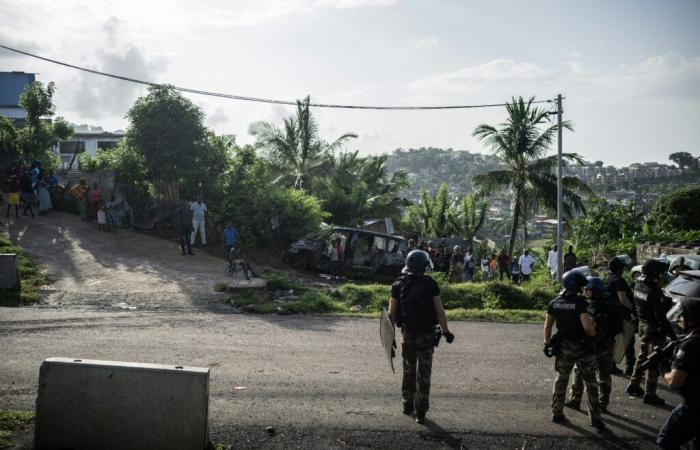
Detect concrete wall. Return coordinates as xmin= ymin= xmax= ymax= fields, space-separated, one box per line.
xmin=637 ymin=242 xmax=700 ymax=262
xmin=35 ymin=357 xmax=210 ymax=450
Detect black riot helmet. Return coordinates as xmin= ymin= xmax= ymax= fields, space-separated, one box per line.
xmin=562 ymin=270 xmax=588 ymax=292
xmin=585 ymin=276 xmax=605 ymax=295
xmin=642 ymin=259 xmax=670 ymax=280
xmin=403 ymin=250 xmax=431 ymax=275
xmin=608 ymin=257 xmax=624 ymax=274
xmin=680 ymin=297 xmax=700 ymax=324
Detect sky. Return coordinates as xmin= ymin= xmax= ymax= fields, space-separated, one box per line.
xmin=1 ymin=0 xmax=699 ymax=166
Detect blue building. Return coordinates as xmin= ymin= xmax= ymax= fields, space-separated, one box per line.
xmin=0 ymin=71 xmax=36 ymax=125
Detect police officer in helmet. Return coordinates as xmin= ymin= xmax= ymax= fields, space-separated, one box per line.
xmin=627 ymin=259 xmax=675 ymax=405
xmin=657 ymin=298 xmax=700 ymax=449
xmin=388 ymin=250 xmax=454 ymax=424
xmin=604 ymin=256 xmax=636 ymax=376
xmin=566 ymin=276 xmax=623 ymax=413
xmin=544 ymin=270 xmax=605 ymax=429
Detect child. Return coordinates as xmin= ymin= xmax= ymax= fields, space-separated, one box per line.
xmin=6 ymin=177 xmax=20 ymax=218
xmin=489 ymin=253 xmax=498 ymax=280
xmin=481 ymin=255 xmax=490 ymax=281
xmin=97 ymin=201 xmax=107 ymax=230
xmin=329 ymin=239 xmax=339 ymax=281
xmin=106 ymin=195 xmax=119 ymax=231
xmin=510 ymin=257 xmax=521 ymax=284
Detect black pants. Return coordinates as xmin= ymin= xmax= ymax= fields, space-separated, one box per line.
xmin=180 ymin=228 xmax=192 ymax=254
xmin=657 ymin=401 xmax=698 ymax=450
xmin=499 ymin=267 xmax=508 ymax=280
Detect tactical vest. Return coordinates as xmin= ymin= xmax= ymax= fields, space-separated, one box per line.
xmin=550 ymin=293 xmax=586 ymax=339
xmin=396 ymin=274 xmax=436 ymax=334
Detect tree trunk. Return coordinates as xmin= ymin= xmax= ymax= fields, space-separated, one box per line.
xmin=164 ymin=179 xmax=180 ymax=205
xmin=507 ymin=190 xmax=521 ymax=263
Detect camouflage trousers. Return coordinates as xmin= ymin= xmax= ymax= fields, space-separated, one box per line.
xmin=401 ymin=328 xmax=434 ymax=414
xmin=630 ymin=321 xmax=665 ymax=395
xmin=552 ymin=338 xmax=602 ymax=420
xmin=570 ymin=341 xmax=614 ymax=409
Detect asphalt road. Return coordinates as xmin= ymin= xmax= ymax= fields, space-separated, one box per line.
xmin=0 ymin=213 xmax=679 ymax=449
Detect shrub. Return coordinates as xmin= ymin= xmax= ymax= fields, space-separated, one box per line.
xmin=649 ymin=185 xmax=700 ymax=232
xmin=261 ymin=272 xmax=304 ymax=292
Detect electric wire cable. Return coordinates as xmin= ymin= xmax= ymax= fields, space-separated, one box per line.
xmin=1 ymin=44 xmax=556 ymax=110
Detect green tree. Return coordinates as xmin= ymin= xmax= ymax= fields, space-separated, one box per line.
xmin=249 ymin=96 xmax=357 ymax=191
xmin=649 ymin=185 xmax=700 ymax=232
xmin=13 ymin=81 xmax=73 ymax=164
xmin=0 ymin=117 xmax=17 ymax=155
xmin=321 ymin=151 xmax=410 ymax=226
xmin=669 ymin=151 xmax=696 ymax=171
xmin=472 ymin=96 xmax=590 ymax=262
xmin=456 ymin=194 xmax=487 ymax=244
xmin=126 ymin=85 xmax=207 ymax=204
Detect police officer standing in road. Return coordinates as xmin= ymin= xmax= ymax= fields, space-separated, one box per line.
xmin=566 ymin=276 xmax=623 ymax=413
xmin=657 ymin=298 xmax=700 ymax=449
xmin=544 ymin=270 xmax=605 ymax=429
xmin=627 ymin=259 xmax=675 ymax=405
xmin=388 ymin=250 xmax=454 ymax=424
xmin=604 ymin=257 xmax=636 ymax=376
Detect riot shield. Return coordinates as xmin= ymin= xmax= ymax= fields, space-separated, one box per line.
xmin=379 ymin=308 xmax=396 ymax=373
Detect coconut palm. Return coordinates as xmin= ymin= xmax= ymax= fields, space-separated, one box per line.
xmin=472 ymin=96 xmax=591 ymax=261
xmin=249 ymin=96 xmax=357 ymax=191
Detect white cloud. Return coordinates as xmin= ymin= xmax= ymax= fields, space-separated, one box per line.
xmin=412 ymin=36 xmax=439 ymax=50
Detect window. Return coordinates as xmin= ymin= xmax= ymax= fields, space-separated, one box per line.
xmin=97 ymin=141 xmax=117 ymax=150
xmin=59 ymin=141 xmax=85 ymax=154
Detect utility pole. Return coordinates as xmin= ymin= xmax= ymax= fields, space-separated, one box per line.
xmin=556 ymin=94 xmax=564 ymax=282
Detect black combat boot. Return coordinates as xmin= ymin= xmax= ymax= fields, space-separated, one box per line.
xmin=590 ymin=418 xmax=606 ymax=430
xmin=626 ymin=383 xmax=644 ymax=397
xmin=415 ymin=412 xmax=425 ymax=424
xmin=402 ymin=401 xmax=414 ymax=415
xmin=564 ymin=398 xmax=581 ymax=410
xmin=551 ymin=414 xmax=568 ymax=424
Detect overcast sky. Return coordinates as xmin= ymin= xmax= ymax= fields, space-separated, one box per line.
xmin=1 ymin=0 xmax=699 ymax=165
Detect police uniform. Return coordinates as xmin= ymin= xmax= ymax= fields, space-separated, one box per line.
xmin=657 ymin=333 xmax=700 ymax=449
xmin=629 ymin=279 xmax=673 ymax=396
xmin=548 ymin=292 xmax=602 ymax=421
xmin=603 ymin=272 xmax=636 ymax=373
xmin=569 ymin=294 xmax=623 ymax=410
xmin=392 ymin=273 xmax=439 ymax=415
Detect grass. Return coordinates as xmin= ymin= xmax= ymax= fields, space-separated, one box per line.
xmin=0 ymin=233 xmax=46 ymax=306
xmin=0 ymin=410 xmax=34 ymax=448
xmin=226 ymin=271 xmax=558 ymax=323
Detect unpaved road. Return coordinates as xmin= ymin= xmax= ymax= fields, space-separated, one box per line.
xmin=1 ymin=213 xmax=678 ymax=449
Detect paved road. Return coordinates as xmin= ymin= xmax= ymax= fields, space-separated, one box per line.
xmin=0 ymin=213 xmax=677 ymax=448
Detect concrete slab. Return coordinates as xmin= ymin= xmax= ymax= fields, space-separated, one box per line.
xmin=0 ymin=253 xmax=19 ymax=289
xmin=35 ymin=357 xmax=210 ymax=450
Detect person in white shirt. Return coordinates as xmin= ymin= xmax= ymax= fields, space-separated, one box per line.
xmin=547 ymin=244 xmax=558 ymax=281
xmin=190 ymin=197 xmax=208 ymax=247
xmin=481 ymin=255 xmax=490 ymax=281
xmin=518 ymin=249 xmax=535 ymax=282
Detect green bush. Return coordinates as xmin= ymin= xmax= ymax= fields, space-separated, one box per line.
xmin=650 ymin=185 xmax=700 ymax=232
xmin=261 ymin=272 xmax=304 ymax=292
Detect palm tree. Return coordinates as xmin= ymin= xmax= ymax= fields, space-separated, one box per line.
xmin=472 ymin=96 xmax=591 ymax=262
xmin=249 ymin=96 xmax=357 ymax=191
xmin=454 ymin=193 xmax=487 ymax=245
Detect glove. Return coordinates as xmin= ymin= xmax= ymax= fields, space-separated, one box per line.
xmin=444 ymin=332 xmax=454 ymax=344
xmin=543 ymin=344 xmax=550 ymax=357
xmin=391 ymin=339 xmax=396 ymax=358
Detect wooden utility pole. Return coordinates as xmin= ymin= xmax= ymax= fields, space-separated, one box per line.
xmin=556 ymin=94 xmax=564 ymax=282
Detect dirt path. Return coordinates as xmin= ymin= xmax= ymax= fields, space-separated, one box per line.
xmin=3 ymin=211 xmax=262 ymax=311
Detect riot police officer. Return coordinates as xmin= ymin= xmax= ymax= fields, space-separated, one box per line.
xmin=604 ymin=256 xmax=636 ymax=376
xmin=566 ymin=276 xmax=623 ymax=413
xmin=657 ymin=298 xmax=700 ymax=449
xmin=627 ymin=259 xmax=675 ymax=405
xmin=544 ymin=270 xmax=605 ymax=429
xmin=388 ymin=250 xmax=454 ymax=424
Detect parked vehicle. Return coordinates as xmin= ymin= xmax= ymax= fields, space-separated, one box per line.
xmin=631 ymin=254 xmax=700 ymax=280
xmin=287 ymin=227 xmax=407 ymax=277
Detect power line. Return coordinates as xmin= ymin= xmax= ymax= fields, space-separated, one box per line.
xmin=1 ymin=44 xmax=556 ymax=111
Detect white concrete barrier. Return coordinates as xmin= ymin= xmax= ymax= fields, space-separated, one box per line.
xmin=35 ymin=357 xmax=210 ymax=450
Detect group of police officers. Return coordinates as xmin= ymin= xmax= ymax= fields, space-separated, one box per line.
xmin=389 ymin=250 xmax=698 ymax=448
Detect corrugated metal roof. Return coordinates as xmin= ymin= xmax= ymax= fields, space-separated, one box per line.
xmin=0 ymin=71 xmax=36 ymax=107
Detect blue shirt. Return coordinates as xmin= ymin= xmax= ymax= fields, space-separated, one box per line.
xmin=223 ymin=227 xmax=239 ymax=246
